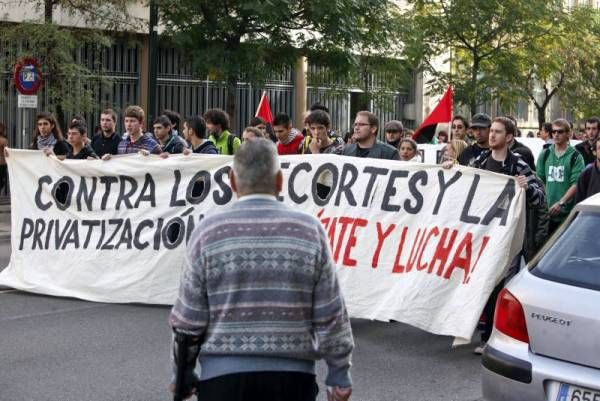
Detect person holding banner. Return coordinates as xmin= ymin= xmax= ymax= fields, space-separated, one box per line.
xmin=446 ymin=116 xmax=545 ymax=353
xmin=104 ymin=106 xmax=162 ymax=158
xmin=153 ymin=115 xmax=188 ymax=155
xmin=91 ymin=109 xmax=120 ymax=157
xmin=30 ymin=112 xmax=70 ymax=157
xmin=43 ymin=122 xmax=98 ymax=160
xmin=343 ymin=111 xmax=399 ymax=160
xmin=169 ymin=138 xmax=354 ymax=401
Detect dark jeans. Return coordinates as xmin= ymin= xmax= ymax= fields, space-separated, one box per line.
xmin=481 ymin=280 xmax=505 ymax=343
xmin=548 ymin=219 xmax=563 ymax=238
xmin=196 ymin=371 xmax=319 ymax=401
xmin=480 ymin=253 xmax=522 ymax=343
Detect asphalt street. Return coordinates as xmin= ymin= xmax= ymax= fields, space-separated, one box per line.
xmin=0 ymin=211 xmax=484 ymax=401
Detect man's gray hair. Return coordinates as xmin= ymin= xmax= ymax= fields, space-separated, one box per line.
xmin=233 ymin=138 xmax=280 ymax=194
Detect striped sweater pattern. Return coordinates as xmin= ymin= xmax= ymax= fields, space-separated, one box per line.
xmin=169 ymin=197 xmax=354 ymax=386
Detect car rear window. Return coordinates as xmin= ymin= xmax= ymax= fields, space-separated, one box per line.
xmin=531 ymin=211 xmax=600 ymax=291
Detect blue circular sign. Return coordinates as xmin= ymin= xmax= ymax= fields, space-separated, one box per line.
xmin=14 ymin=57 xmax=43 ymax=95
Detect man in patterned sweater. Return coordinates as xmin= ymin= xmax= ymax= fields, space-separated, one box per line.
xmin=169 ymin=138 xmax=354 ymax=401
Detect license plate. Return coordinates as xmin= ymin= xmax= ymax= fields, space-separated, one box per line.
xmin=556 ymin=383 xmax=600 ymax=401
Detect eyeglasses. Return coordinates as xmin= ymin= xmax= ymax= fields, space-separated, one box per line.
xmin=552 ymin=129 xmax=567 ymax=135
xmin=451 ymin=125 xmax=465 ymax=129
xmin=353 ymin=122 xmax=371 ymax=128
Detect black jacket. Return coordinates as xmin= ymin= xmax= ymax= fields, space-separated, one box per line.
xmin=472 ymin=149 xmax=548 ymax=261
xmin=91 ymin=132 xmax=121 ymax=157
xmin=342 ymin=140 xmax=399 ymax=160
xmin=575 ymin=141 xmax=595 ymax=166
xmin=510 ymin=139 xmax=536 ymax=171
xmin=575 ymin=162 xmax=600 ymax=203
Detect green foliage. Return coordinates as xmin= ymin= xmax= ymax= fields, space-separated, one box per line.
xmin=491 ymin=5 xmax=600 ymax=126
xmin=159 ymin=0 xmax=409 ymax=124
xmin=1 ymin=23 xmax=111 ymax=118
xmin=403 ymin=0 xmax=562 ymax=115
xmin=0 ymin=0 xmax=140 ymax=125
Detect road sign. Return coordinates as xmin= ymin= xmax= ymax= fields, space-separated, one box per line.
xmin=18 ymin=94 xmax=38 ymax=108
xmin=14 ymin=57 xmax=43 ymax=95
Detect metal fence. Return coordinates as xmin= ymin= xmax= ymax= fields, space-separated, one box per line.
xmin=1 ymin=42 xmax=409 ymax=147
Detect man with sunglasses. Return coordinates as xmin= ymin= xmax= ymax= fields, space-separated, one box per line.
xmin=450 ymin=115 xmax=470 ymax=143
xmin=536 ymin=118 xmax=585 ymax=235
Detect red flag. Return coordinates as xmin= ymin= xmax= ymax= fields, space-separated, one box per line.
xmin=255 ymin=91 xmax=273 ymax=124
xmin=413 ymin=86 xmax=453 ymax=144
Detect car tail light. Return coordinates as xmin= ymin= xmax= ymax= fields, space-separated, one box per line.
xmin=494 ymin=288 xmax=529 ymax=343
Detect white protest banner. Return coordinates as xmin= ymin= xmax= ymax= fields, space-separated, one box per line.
xmin=417 ymin=144 xmax=446 ymax=164
xmin=0 ymin=149 xmax=525 ymax=341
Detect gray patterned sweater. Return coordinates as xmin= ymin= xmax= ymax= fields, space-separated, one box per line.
xmin=169 ymin=195 xmax=354 ymax=387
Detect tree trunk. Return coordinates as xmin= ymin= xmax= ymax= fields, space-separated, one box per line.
xmin=469 ymin=57 xmax=480 ymax=116
xmin=537 ymin=104 xmax=546 ymax=130
xmin=44 ymin=0 xmax=53 ymax=23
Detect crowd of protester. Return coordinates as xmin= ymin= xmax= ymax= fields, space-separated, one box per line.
xmin=4 ymin=102 xmax=600 ymax=355
xmin=8 ymin=103 xmax=599 ymax=220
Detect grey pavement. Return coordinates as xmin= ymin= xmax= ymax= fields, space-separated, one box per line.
xmin=0 ymin=203 xmax=484 ymax=401
xmin=0 ymin=202 xmax=10 ymax=241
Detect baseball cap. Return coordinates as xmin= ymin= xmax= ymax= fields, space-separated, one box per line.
xmin=384 ymin=120 xmax=404 ymax=132
xmin=470 ymin=113 xmax=492 ymax=128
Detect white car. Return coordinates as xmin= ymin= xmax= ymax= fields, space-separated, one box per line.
xmin=482 ymin=193 xmax=600 ymax=401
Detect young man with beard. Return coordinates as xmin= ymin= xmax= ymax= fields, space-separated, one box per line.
xmin=205 ymin=108 xmax=241 ymax=155
xmin=536 ymin=118 xmax=585 ymax=235
xmin=446 ymin=117 xmax=545 ymax=354
xmin=458 ymin=113 xmax=491 ymax=166
xmin=91 ymin=109 xmax=120 ymax=157
xmin=575 ymin=117 xmax=600 ymax=166
xmin=343 ymin=111 xmax=399 ymax=160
